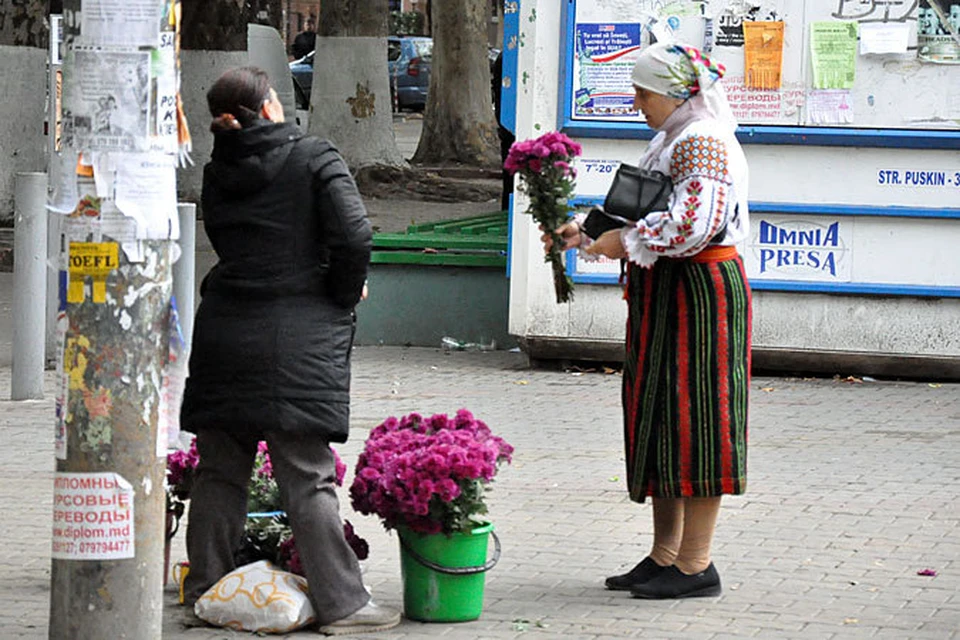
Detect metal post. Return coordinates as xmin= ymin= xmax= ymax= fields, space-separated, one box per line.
xmin=11 ymin=172 xmax=48 ymax=400
xmin=173 ymin=203 xmax=196 ymax=348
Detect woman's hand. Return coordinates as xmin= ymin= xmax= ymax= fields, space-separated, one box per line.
xmin=539 ymin=220 xmax=582 ymax=253
xmin=585 ymin=228 xmax=627 ymax=260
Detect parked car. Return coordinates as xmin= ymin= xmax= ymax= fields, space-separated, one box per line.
xmin=291 ymin=38 xmax=495 ymax=113
xmin=388 ymin=36 xmax=433 ymax=111
xmin=289 ymin=50 xmax=314 ymax=111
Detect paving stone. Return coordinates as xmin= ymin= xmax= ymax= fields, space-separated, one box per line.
xmin=1 ymin=348 xmax=958 ymax=638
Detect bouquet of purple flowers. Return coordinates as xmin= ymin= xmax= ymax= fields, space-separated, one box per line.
xmin=350 ymin=410 xmax=514 ymax=535
xmin=505 ymin=131 xmax=582 ymax=303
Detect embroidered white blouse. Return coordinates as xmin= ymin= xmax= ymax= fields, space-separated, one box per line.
xmin=612 ymin=117 xmax=749 ymax=268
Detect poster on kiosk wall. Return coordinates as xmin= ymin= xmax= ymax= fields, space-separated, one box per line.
xmin=571 ymin=23 xmax=642 ymax=119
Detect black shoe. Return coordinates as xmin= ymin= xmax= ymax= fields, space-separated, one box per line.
xmin=629 ymin=563 xmax=722 ymax=599
xmin=605 ymin=557 xmax=668 ymax=591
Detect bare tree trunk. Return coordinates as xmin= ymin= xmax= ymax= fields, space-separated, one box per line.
xmin=310 ymin=0 xmax=403 ymax=168
xmin=412 ymin=0 xmax=498 ymax=168
xmin=0 ymin=0 xmax=49 ymax=47
xmin=182 ymin=0 xmax=282 ymax=50
xmin=319 ymin=0 xmax=386 ymax=37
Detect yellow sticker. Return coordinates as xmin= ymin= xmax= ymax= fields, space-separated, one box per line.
xmin=68 ymin=242 xmax=118 ymax=304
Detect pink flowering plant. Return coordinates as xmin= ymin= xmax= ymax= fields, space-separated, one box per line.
xmin=350 ymin=410 xmax=514 ymax=535
xmin=166 ymin=439 xmax=200 ymax=533
xmin=505 ymin=131 xmax=582 ymax=303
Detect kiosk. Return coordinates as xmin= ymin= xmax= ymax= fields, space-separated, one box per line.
xmin=505 ymin=0 xmax=960 ymax=378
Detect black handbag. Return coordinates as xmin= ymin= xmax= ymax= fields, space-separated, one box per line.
xmin=582 ymin=163 xmax=673 ymax=239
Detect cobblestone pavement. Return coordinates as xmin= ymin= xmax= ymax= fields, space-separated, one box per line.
xmin=1 ymin=347 xmax=959 ymax=639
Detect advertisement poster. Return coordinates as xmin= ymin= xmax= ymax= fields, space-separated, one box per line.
xmin=79 ymin=0 xmax=161 ymax=47
xmin=572 ymin=23 xmax=642 ymax=119
xmin=743 ymin=21 xmax=785 ymax=89
xmin=918 ymin=0 xmax=960 ymax=64
xmin=724 ymin=77 xmax=805 ymax=122
xmin=51 ymin=472 xmax=136 ymax=560
xmin=807 ymin=89 xmax=854 ymax=124
xmin=716 ymin=11 xmax=746 ymax=47
xmin=62 ymin=50 xmax=150 ymax=152
xmin=810 ymin=21 xmax=859 ymax=89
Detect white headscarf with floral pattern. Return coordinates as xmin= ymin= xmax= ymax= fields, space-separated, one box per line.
xmin=631 ymin=42 xmax=737 ymax=134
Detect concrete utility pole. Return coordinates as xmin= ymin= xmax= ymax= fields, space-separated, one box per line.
xmin=47 ymin=1 xmax=184 ymax=637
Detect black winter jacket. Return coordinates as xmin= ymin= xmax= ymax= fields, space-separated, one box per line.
xmin=180 ymin=121 xmax=371 ymax=442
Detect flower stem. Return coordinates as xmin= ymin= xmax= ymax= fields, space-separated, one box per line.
xmin=547 ymin=235 xmax=573 ymax=304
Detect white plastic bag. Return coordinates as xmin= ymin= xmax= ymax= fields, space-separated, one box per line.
xmin=194 ymin=560 xmax=316 ymax=633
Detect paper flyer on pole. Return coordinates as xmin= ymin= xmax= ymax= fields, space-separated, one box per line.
xmin=152 ymin=31 xmax=180 ymax=154
xmin=810 ymin=22 xmax=859 ymax=89
xmin=79 ymin=0 xmax=161 ymax=47
xmin=743 ymin=21 xmax=785 ymax=89
xmin=62 ymin=50 xmax=151 ymax=152
xmin=572 ymin=23 xmax=642 ymax=119
xmin=114 ymin=153 xmax=180 ymax=240
xmin=51 ymin=472 xmax=136 ymax=560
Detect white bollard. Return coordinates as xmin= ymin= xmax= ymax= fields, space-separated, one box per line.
xmin=173 ymin=203 xmax=196 ymax=349
xmin=12 ymin=172 xmax=49 ymax=400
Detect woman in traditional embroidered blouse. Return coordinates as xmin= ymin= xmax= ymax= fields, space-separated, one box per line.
xmin=543 ymin=43 xmax=752 ymax=601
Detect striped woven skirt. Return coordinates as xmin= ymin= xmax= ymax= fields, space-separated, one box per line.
xmin=622 ymin=246 xmax=751 ymax=503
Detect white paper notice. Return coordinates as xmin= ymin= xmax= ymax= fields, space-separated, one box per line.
xmin=64 ymin=50 xmax=151 ymax=152
xmin=859 ymin=22 xmax=910 ymax=55
xmin=48 ymin=150 xmax=80 ymax=214
xmin=807 ymin=90 xmax=854 ymax=125
xmin=51 ymin=472 xmax=136 ymax=560
xmin=99 ymin=200 xmax=140 ymax=245
xmin=90 ymin=152 xmax=116 ymax=198
xmin=80 ymin=0 xmax=162 ymax=47
xmin=114 ymin=154 xmax=179 ymax=240
xmin=153 ymin=32 xmax=180 ymax=155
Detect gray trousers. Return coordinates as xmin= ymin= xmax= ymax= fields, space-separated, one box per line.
xmin=183 ymin=428 xmax=370 ymax=625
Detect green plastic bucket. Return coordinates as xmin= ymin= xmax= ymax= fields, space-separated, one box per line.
xmin=398 ymin=523 xmax=500 ymax=622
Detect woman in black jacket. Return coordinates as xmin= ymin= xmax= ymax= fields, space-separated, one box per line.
xmin=181 ymin=67 xmax=399 ymax=634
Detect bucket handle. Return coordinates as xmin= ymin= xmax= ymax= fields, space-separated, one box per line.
xmin=400 ymin=531 xmax=501 ymax=575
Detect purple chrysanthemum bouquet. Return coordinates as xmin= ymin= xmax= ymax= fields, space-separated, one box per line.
xmin=505 ymin=131 xmax=582 ymax=303
xmin=350 ymin=410 xmax=514 ymax=535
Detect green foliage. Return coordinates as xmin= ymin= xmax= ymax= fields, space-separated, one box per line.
xmin=390 ymin=10 xmax=425 ymax=36
xmin=248 ymin=468 xmax=282 ymax=514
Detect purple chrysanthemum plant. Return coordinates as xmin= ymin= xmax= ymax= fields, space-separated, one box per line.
xmin=350 ymin=409 xmax=514 ymax=535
